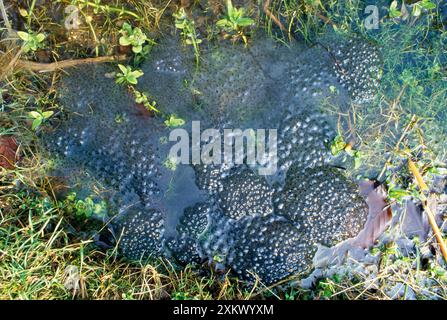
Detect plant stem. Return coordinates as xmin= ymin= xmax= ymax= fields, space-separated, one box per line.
xmin=377 ymin=114 xmax=418 ymax=181
xmin=27 ymin=0 xmax=36 ymax=26
xmin=79 ymin=0 xmax=140 ymax=19
xmin=263 ymin=0 xmax=286 ymax=32
xmin=408 ymin=159 xmax=428 ymax=191
xmin=0 ymin=0 xmax=11 ymax=30
xmin=15 ymin=54 xmax=127 ymax=72
xmin=407 ymin=159 xmax=447 ymax=262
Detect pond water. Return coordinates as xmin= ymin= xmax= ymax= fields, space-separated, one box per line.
xmin=42 ymin=3 xmax=446 ymax=285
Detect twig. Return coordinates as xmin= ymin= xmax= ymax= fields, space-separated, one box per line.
xmin=263 ymin=0 xmax=286 ymax=32
xmin=408 ymin=159 xmax=447 ymax=262
xmin=0 ymin=0 xmax=11 ymax=30
xmin=263 ymin=1 xmax=336 ymax=42
xmin=14 ymin=55 xmax=128 ymax=72
xmin=315 ymin=12 xmax=336 ymax=27
xmin=377 ymin=114 xmax=418 ymax=181
xmin=79 ymin=0 xmax=140 ymax=19
xmin=408 ymin=159 xmax=428 ymax=191
xmin=0 ymin=47 xmax=23 ymax=80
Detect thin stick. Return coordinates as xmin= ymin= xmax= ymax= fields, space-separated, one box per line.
xmin=0 ymin=47 xmax=23 ymax=80
xmin=408 ymin=159 xmax=428 ymax=191
xmin=316 ymin=12 xmax=336 ymax=27
xmin=79 ymin=0 xmax=140 ymax=19
xmin=0 ymin=0 xmax=11 ymax=30
xmin=408 ymin=159 xmax=447 ymax=262
xmin=14 ymin=54 xmax=128 ymax=72
xmin=377 ymin=114 xmax=418 ymax=181
xmin=263 ymin=0 xmax=286 ymax=32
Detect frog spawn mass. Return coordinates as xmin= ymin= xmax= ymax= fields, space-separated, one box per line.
xmin=322 ymin=37 xmax=382 ymax=104
xmin=44 ymin=34 xmax=381 ymax=284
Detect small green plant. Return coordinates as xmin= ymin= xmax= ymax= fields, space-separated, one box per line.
xmin=133 ymin=44 xmax=152 ymax=65
xmin=412 ymin=0 xmax=436 ymax=17
xmin=400 ymin=69 xmax=419 ymax=87
xmin=386 ymin=184 xmax=412 ymax=203
xmin=17 ymin=30 xmax=46 ymax=53
xmin=163 ymin=156 xmax=177 ymax=171
xmin=73 ymin=0 xmax=140 ymax=18
xmin=388 ymin=1 xmax=402 ymax=18
xmin=172 ymin=292 xmax=197 ymax=300
xmin=28 ymin=110 xmax=53 ymax=130
xmin=217 ymin=0 xmax=254 ymax=44
xmin=284 ymin=288 xmax=301 ymax=300
xmin=389 ymin=0 xmax=436 ymax=19
xmin=114 ymin=113 xmax=127 ymax=124
xmin=133 ymin=89 xmax=159 ymax=113
xmin=164 ymin=114 xmax=185 ymax=128
xmin=174 ymin=8 xmax=202 ymax=65
xmin=385 ymin=167 xmax=420 ymax=203
xmin=213 ymin=254 xmax=224 ymax=263
xmin=330 ymin=135 xmax=363 ymax=169
xmin=119 ymin=22 xmax=149 ymax=54
xmin=115 ymin=64 xmax=144 ymax=85
xmin=63 ymin=193 xmax=107 ymax=221
xmin=330 ymin=135 xmax=347 ymax=156
xmin=329 ymin=85 xmax=338 ymax=94
xmin=315 ymin=278 xmax=336 ymax=299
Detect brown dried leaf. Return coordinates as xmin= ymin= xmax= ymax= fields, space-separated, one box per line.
xmin=0 ymin=136 xmax=19 ymax=169
xmin=352 ymin=180 xmax=393 ymax=248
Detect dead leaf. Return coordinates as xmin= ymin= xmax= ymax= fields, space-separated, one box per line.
xmin=352 ymin=180 xmax=393 ymax=248
xmin=401 ymin=200 xmax=430 ymax=240
xmin=0 ymin=136 xmax=19 ymax=169
xmin=133 ymin=102 xmax=155 ymax=118
xmin=313 ymin=180 xmax=393 ymax=268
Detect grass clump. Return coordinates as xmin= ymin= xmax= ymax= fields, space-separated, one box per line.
xmin=217 ymin=0 xmax=255 ymax=44
xmin=173 ymin=7 xmax=202 ymax=65
xmin=0 ymin=191 xmax=260 ymax=300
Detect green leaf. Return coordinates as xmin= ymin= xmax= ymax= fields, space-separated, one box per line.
xmin=389 ymin=0 xmax=401 ymax=18
xmin=216 ymin=19 xmax=230 ymax=27
xmin=121 ymin=22 xmax=132 ymax=33
xmin=227 ymin=0 xmax=234 ymax=16
xmin=420 ymin=0 xmax=436 ymax=10
xmin=388 ymin=188 xmax=411 ymax=200
xmin=353 ymin=151 xmax=362 ymax=169
xmin=32 ymin=118 xmax=42 ymax=130
xmin=132 ymin=70 xmax=144 ymax=78
xmin=119 ymin=36 xmax=131 ymax=46
xmin=132 ymin=45 xmax=142 ymax=53
xmin=22 ymin=45 xmax=30 ymax=53
xmin=18 ymin=8 xmax=29 ymax=17
xmin=35 ymin=33 xmax=46 ymax=43
xmin=412 ymin=5 xmax=422 ymax=17
xmin=17 ymin=31 xmax=30 ymax=41
xmin=29 ymin=42 xmax=38 ymax=51
xmin=236 ymin=17 xmax=254 ymax=26
xmin=330 ymin=135 xmax=346 ymax=156
xmin=175 ymin=21 xmax=186 ymax=29
xmin=164 ymin=115 xmax=185 ymax=128
xmin=115 ymin=76 xmax=125 ymax=84
xmin=127 ymin=76 xmax=137 ymax=84
xmin=42 ymin=111 xmax=54 ymax=119
xmin=329 ymin=85 xmax=338 ymax=94
xmin=117 ymin=64 xmax=128 ymax=74
xmin=28 ymin=111 xmax=41 ymax=119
